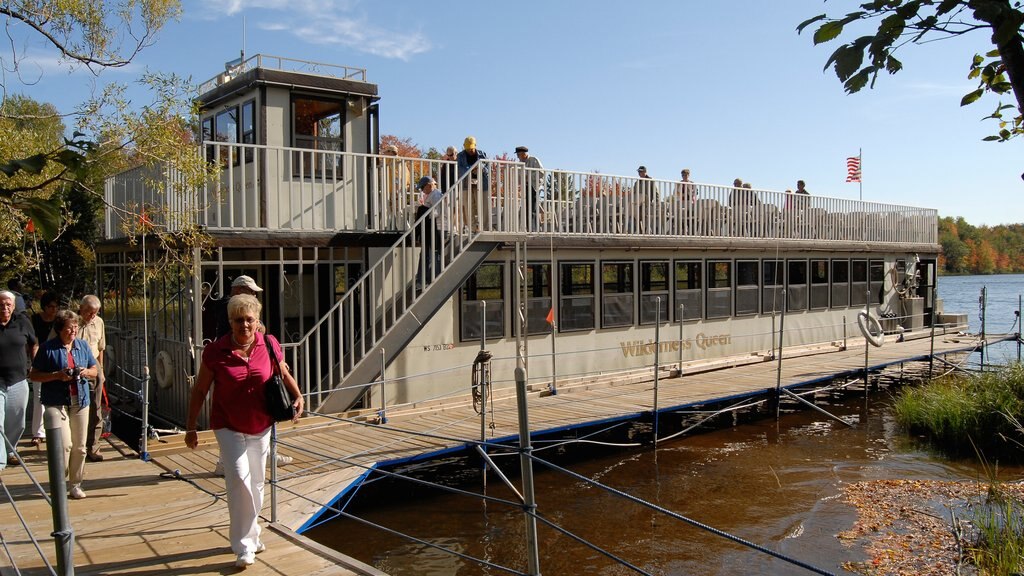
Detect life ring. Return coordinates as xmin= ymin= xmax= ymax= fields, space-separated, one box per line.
xmin=857 ymin=311 xmax=885 ymax=348
xmin=154 ymin=351 xmax=174 ymax=389
xmin=103 ymin=345 xmax=116 ymax=380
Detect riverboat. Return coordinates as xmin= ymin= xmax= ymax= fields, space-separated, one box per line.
xmin=100 ymin=55 xmax=955 ymax=430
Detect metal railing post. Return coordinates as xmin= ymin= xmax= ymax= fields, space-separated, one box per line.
xmin=378 ymin=349 xmax=387 ymax=424
xmin=44 ymin=409 xmax=74 ymax=576
xmin=678 ymin=303 xmax=684 ymax=370
xmin=863 ymin=291 xmax=871 ymax=392
xmin=980 ymin=286 xmax=987 ymax=371
xmin=774 ymin=291 xmax=787 ymax=420
xmin=270 ymin=424 xmax=279 ymax=524
xmin=514 ymin=366 xmax=541 ymax=576
xmin=929 ymin=292 xmax=937 ymax=379
xmin=653 ymin=298 xmax=661 ymax=445
xmin=1018 ymin=295 xmax=1021 ymax=363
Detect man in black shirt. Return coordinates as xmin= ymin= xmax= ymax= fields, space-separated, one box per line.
xmin=0 ymin=290 xmax=38 ymax=468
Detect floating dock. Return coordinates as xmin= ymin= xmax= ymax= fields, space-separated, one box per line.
xmin=0 ymin=331 xmax=1010 ymax=575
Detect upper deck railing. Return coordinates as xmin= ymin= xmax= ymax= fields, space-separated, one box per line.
xmin=197 ymin=54 xmax=368 ymax=95
xmin=103 ymin=142 xmax=937 ymax=246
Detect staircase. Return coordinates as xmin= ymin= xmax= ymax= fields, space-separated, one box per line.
xmin=288 ymin=171 xmax=498 ymax=414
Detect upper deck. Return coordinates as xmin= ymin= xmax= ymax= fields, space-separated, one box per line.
xmin=104 ymin=142 xmax=938 ymax=248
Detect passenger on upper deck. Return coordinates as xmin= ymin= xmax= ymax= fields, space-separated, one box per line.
xmin=439 ymin=146 xmax=458 ymax=193
xmin=457 ymin=137 xmax=490 ymax=232
xmin=515 ymin=146 xmax=544 ymax=230
xmin=632 ymin=166 xmax=657 ymax=234
xmin=675 ymin=169 xmax=696 ymax=205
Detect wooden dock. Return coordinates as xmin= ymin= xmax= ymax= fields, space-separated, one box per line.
xmin=0 ymin=331 xmax=1000 ymax=575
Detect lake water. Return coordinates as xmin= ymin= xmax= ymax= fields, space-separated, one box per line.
xmin=305 ymin=274 xmax=1024 ymax=575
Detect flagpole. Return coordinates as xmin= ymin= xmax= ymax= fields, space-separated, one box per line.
xmin=858 ymin=148 xmax=863 ymax=201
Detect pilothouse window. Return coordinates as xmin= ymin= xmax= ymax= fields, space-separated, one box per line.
xmin=292 ymin=97 xmax=344 ymax=178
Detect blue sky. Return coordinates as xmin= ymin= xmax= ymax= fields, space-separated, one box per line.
xmin=8 ymin=0 xmax=1022 ymax=226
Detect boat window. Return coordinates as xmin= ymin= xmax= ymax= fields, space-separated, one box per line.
xmin=560 ymin=262 xmax=595 ymax=332
xmin=850 ymin=259 xmax=868 ymax=306
xmin=524 ymin=262 xmax=552 ymax=335
xmin=831 ymin=260 xmax=850 ymax=308
xmin=215 ymin=106 xmax=239 ymax=167
xmin=762 ymin=259 xmax=784 ymax=314
xmin=673 ymin=260 xmax=702 ymax=322
xmin=333 ymin=263 xmax=363 ymax=298
xmin=810 ymin=259 xmax=829 ymax=310
xmin=735 ymin=260 xmax=759 ymax=316
xmin=706 ymin=260 xmax=732 ymax=319
xmin=241 ymin=99 xmax=255 ymax=163
xmin=201 ymin=117 xmax=214 ymax=165
xmin=460 ymin=263 xmax=505 ymax=341
xmin=787 ymin=259 xmax=808 ymax=312
xmin=601 ymin=261 xmax=634 ymax=328
xmin=639 ymin=261 xmax=669 ymax=325
xmin=291 ymin=96 xmax=344 ymax=179
xmin=869 ymin=260 xmax=885 ymax=305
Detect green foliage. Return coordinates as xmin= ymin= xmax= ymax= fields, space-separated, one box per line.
xmin=969 ymin=488 xmax=1024 ymax=574
xmin=800 ymin=0 xmax=1024 ymax=142
xmin=892 ymin=363 xmax=1024 ymax=458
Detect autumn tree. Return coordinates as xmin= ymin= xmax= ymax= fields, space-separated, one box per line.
xmin=0 ymin=1 xmax=219 ymax=294
xmin=799 ymin=0 xmax=1024 ymax=141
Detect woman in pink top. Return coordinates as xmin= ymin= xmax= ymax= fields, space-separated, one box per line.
xmin=184 ymin=294 xmax=302 ymax=569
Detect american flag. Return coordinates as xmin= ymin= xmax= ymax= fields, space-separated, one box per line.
xmin=846 ymin=156 xmax=861 ymax=183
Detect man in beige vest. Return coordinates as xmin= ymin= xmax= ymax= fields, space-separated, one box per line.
xmin=78 ymin=295 xmax=106 ymax=462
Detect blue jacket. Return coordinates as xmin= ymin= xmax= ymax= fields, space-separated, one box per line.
xmin=32 ymin=337 xmax=96 ymax=407
xmin=456 ymin=149 xmax=490 ymax=191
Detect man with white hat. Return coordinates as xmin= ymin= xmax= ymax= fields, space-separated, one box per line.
xmin=213 ymin=275 xmax=264 ymax=338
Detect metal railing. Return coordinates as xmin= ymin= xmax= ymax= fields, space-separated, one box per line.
xmin=197 ymin=54 xmax=368 ymax=95
xmin=105 ymin=144 xmax=937 ymax=245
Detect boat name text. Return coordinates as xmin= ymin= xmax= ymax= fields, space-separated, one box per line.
xmin=619 ymin=333 xmax=732 ymax=357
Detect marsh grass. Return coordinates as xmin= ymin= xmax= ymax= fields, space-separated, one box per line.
xmin=968 ymin=486 xmax=1024 ymax=575
xmin=892 ymin=363 xmax=1024 ymax=458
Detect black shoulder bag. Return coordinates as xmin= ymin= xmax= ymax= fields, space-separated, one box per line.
xmin=263 ymin=333 xmax=296 ymax=422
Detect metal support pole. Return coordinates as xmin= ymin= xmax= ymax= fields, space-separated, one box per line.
xmin=270 ymin=423 xmax=278 ymax=523
xmin=678 ymin=303 xmax=684 ymax=370
xmin=1018 ymin=295 xmax=1021 ymax=363
xmin=774 ymin=290 xmax=786 ymax=420
xmin=44 ymin=409 xmax=74 ymax=576
xmin=480 ymin=301 xmax=488 ymax=489
xmin=139 ymin=233 xmax=151 ymax=461
xmin=929 ymin=294 xmax=937 ymax=379
xmin=863 ymin=292 xmax=870 ymax=393
xmin=514 ymin=366 xmax=541 ymax=576
xmin=980 ymin=286 xmax=987 ymax=371
xmin=378 ymin=349 xmax=387 ymax=424
xmin=653 ymin=297 xmax=661 ymax=446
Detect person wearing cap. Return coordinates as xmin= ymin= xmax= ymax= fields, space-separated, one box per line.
xmin=630 ymin=165 xmax=656 ymax=234
xmin=515 ymin=146 xmax=544 ymax=231
xmin=456 ymin=137 xmax=490 ymax=232
xmin=672 ymin=169 xmax=698 ymax=234
xmin=414 ymin=176 xmax=443 ymax=290
xmin=212 ymin=275 xmax=265 ymax=339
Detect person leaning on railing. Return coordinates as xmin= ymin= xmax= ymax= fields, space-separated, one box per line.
xmin=457 ymin=137 xmax=490 ymax=232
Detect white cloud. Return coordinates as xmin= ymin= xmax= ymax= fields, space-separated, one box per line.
xmin=189 ymin=0 xmax=427 ymax=60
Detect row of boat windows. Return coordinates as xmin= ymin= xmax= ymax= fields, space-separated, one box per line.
xmin=459 ymin=258 xmax=896 ymax=341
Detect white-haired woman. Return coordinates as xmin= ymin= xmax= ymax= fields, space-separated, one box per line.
xmin=184 ymin=294 xmax=303 ymax=569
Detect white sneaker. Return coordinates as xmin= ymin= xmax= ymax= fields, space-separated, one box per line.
xmin=255 ymin=541 xmax=266 ymax=554
xmin=235 ymin=552 xmax=255 ymax=568
xmin=213 ymin=460 xmax=224 ymax=476
xmin=69 ymin=485 xmax=87 ymax=499
xmin=275 ymin=454 xmax=293 ymax=466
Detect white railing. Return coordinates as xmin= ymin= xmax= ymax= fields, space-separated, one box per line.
xmin=198 ymin=54 xmax=368 ymax=95
xmin=285 ymin=167 xmax=482 ymax=409
xmin=104 ymin=145 xmax=937 ymax=245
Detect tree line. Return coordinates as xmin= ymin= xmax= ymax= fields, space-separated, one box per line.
xmin=939 ymin=215 xmax=1024 ymax=274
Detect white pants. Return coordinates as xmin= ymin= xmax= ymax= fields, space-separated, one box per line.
xmin=214 ymin=426 xmax=270 ymax=556
xmin=44 ymin=405 xmax=89 ymax=486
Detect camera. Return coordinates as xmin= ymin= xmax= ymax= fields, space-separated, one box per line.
xmin=65 ymin=367 xmax=83 ymax=378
